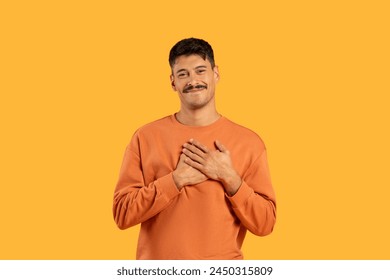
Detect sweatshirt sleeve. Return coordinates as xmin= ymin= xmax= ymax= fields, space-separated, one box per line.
xmin=227 ymin=149 xmax=276 ymax=236
xmin=113 ymin=135 xmax=180 ymax=230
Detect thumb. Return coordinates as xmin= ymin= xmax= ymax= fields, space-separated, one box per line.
xmin=215 ymin=140 xmax=228 ymax=153
xmin=176 ymin=153 xmax=186 ymax=166
xmin=179 ymin=153 xmax=186 ymax=162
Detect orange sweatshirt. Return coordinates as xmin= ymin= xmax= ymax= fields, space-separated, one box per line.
xmin=113 ymin=115 xmax=276 ymax=259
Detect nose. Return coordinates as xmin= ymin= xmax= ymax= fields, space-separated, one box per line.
xmin=186 ymin=72 xmax=198 ymax=87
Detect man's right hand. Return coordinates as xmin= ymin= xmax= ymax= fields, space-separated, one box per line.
xmin=172 ymin=154 xmax=207 ymax=190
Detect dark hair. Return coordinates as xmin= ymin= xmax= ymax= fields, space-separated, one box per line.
xmin=169 ymin=38 xmax=215 ymax=69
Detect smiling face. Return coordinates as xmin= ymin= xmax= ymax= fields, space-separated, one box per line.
xmin=170 ymin=54 xmax=219 ymax=111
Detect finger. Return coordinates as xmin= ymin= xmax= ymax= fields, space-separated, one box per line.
xmin=182 ymin=147 xmax=205 ymax=164
xmin=184 ymin=156 xmax=204 ymax=172
xmin=183 ymin=142 xmax=206 ymax=157
xmin=215 ymin=140 xmax=228 ymax=153
xmin=189 ymin=139 xmax=209 ymax=153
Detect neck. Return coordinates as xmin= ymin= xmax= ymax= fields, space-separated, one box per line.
xmin=176 ymin=107 xmax=220 ymax=126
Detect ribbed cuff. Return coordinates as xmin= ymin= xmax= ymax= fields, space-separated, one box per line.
xmin=227 ymin=181 xmax=253 ymax=209
xmin=155 ymin=172 xmax=180 ymax=201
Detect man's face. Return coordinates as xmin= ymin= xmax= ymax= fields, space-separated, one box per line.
xmin=170 ymin=54 xmax=219 ymax=110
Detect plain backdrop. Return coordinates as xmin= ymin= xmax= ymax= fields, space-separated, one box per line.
xmin=1 ymin=0 xmax=389 ymax=259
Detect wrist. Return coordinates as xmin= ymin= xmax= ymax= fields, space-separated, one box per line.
xmin=172 ymin=170 xmax=185 ymax=190
xmin=222 ymin=172 xmax=242 ymax=196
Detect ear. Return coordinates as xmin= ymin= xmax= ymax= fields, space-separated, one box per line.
xmin=213 ymin=66 xmax=220 ymax=82
xmin=170 ymin=75 xmax=177 ymax=91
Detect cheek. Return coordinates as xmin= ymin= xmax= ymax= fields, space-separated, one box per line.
xmin=175 ymin=80 xmax=186 ymax=89
xmin=205 ymin=74 xmax=216 ymax=85
xmin=205 ymin=78 xmax=215 ymax=88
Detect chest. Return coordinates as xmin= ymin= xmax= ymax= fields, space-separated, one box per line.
xmin=138 ymin=131 xmax=257 ymax=185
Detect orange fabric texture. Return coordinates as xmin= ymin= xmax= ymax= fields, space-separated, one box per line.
xmin=113 ymin=115 xmax=276 ymax=259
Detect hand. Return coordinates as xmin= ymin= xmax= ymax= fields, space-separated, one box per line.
xmin=182 ymin=139 xmax=242 ymax=195
xmin=172 ymin=153 xmax=207 ymax=190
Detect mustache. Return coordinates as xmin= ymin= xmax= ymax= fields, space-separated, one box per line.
xmin=183 ymin=84 xmax=207 ymax=93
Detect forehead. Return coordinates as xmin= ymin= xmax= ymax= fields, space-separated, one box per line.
xmin=172 ymin=54 xmax=212 ymax=72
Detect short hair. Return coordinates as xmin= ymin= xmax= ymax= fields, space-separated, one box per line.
xmin=169 ymin=38 xmax=215 ymax=69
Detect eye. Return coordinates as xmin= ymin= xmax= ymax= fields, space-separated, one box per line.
xmin=177 ymin=72 xmax=188 ymax=78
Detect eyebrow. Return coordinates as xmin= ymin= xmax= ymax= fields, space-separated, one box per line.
xmin=175 ymin=65 xmax=207 ymax=75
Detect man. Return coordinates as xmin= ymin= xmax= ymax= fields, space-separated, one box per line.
xmin=113 ymin=38 xmax=276 ymax=259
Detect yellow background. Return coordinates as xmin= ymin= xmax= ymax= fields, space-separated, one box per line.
xmin=1 ymin=0 xmax=389 ymax=259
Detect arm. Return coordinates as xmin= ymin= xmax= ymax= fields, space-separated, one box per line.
xmin=182 ymin=139 xmax=276 ymax=236
xmin=113 ymin=136 xmax=207 ymax=230
xmin=227 ymin=150 xmax=276 ymax=236
xmin=113 ymin=143 xmax=180 ymax=230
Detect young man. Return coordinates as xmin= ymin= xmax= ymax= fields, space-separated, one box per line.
xmin=113 ymin=38 xmax=276 ymax=259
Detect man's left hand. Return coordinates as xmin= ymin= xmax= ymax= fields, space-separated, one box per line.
xmin=182 ymin=139 xmax=242 ymax=196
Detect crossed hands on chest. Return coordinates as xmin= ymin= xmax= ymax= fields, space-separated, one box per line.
xmin=172 ymin=139 xmax=242 ymax=196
